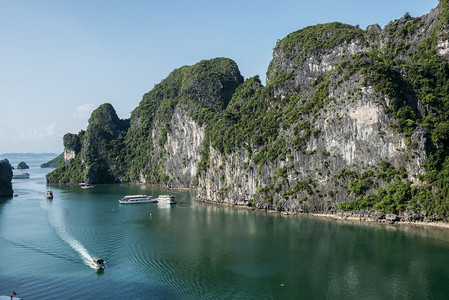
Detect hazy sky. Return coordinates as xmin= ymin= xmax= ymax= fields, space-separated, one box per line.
xmin=0 ymin=0 xmax=439 ymax=153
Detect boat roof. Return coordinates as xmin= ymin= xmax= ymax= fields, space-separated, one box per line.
xmin=123 ymin=195 xmax=149 ymax=198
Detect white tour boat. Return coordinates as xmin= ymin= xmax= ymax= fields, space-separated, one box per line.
xmin=118 ymin=195 xmax=157 ymax=204
xmin=157 ymin=194 xmax=176 ymax=204
xmin=13 ymin=173 xmax=30 ymax=179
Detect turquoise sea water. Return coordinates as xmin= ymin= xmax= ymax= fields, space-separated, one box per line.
xmin=1 ymin=157 xmax=449 ymax=299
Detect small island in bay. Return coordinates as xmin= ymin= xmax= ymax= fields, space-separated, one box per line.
xmin=16 ymin=161 xmax=29 ymax=169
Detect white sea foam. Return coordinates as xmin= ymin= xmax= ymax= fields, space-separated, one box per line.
xmin=48 ymin=209 xmax=95 ymax=269
xmin=57 ymin=226 xmax=93 ymax=267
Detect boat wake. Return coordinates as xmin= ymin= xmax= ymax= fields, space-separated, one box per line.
xmin=47 ymin=209 xmax=96 ymax=269
xmin=56 ymin=226 xmax=94 ymax=268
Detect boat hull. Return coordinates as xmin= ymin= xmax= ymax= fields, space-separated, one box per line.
xmin=118 ymin=199 xmax=157 ymax=204
xmin=156 ymin=195 xmax=176 ymax=204
xmin=118 ymin=195 xmax=157 ymax=204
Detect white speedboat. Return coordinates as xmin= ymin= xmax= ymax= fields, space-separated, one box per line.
xmin=118 ymin=195 xmax=157 ymax=204
xmin=92 ymin=256 xmax=105 ymax=269
xmin=157 ymin=194 xmax=176 ymax=204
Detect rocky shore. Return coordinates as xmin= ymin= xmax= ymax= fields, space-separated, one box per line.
xmin=198 ymin=198 xmax=449 ymax=229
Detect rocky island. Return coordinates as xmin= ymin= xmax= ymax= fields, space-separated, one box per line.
xmin=0 ymin=159 xmax=13 ymax=197
xmin=16 ymin=161 xmax=29 ymax=169
xmin=48 ymin=1 xmax=449 ymax=222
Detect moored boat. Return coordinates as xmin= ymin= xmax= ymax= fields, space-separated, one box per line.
xmin=157 ymin=194 xmax=176 ymax=204
xmin=81 ymin=183 xmax=95 ymax=189
xmin=46 ymin=190 xmax=53 ymax=199
xmin=118 ymin=195 xmax=157 ymax=204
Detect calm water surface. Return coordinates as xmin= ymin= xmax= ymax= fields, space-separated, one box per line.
xmin=1 ymin=157 xmax=449 ymax=299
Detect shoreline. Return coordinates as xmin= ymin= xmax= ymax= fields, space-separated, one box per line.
xmin=47 ymin=182 xmax=449 ymax=230
xmin=197 ymin=198 xmax=449 ymax=230
xmin=307 ymin=212 xmax=449 ymax=229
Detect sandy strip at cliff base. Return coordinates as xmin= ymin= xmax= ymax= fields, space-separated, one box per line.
xmin=309 ymin=213 xmax=449 ymax=229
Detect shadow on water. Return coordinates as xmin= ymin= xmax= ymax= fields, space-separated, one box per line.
xmin=5 ymin=158 xmax=449 ymax=299
xmin=0 ymin=196 xmax=13 ymax=207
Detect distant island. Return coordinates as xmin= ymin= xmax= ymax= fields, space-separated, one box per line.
xmin=0 ymin=153 xmax=59 ymax=159
xmin=41 ymin=153 xmax=63 ymax=168
xmin=47 ymin=1 xmax=449 ymax=224
xmin=16 ymin=161 xmax=29 ymax=169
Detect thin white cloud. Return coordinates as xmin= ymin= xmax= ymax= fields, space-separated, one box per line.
xmin=73 ymin=103 xmax=94 ymax=119
xmin=16 ymin=122 xmax=57 ymax=139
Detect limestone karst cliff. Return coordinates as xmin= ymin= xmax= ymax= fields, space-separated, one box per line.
xmin=0 ymin=159 xmax=13 ymax=197
xmin=48 ymin=1 xmax=449 ymax=218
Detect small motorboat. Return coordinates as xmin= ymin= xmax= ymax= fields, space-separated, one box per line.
xmin=81 ymin=183 xmax=95 ymax=189
xmin=46 ymin=190 xmax=53 ymax=199
xmin=92 ymin=256 xmax=105 ymax=269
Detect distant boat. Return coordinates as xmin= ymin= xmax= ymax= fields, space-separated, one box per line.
xmin=46 ymin=190 xmax=53 ymax=199
xmin=157 ymin=194 xmax=176 ymax=204
xmin=80 ymin=183 xmax=95 ymax=189
xmin=118 ymin=195 xmax=157 ymax=204
xmin=13 ymin=173 xmax=30 ymax=179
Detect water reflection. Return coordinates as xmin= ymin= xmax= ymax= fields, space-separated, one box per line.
xmin=2 ymin=158 xmax=449 ymax=299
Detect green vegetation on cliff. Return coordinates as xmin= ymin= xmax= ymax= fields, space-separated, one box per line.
xmin=48 ymin=58 xmax=243 ymax=185
xmin=48 ymin=1 xmax=449 ymax=219
xmin=41 ymin=153 xmax=63 ymax=168
xmin=123 ymin=58 xmax=243 ymax=183
xmin=335 ymin=3 xmax=449 ymax=216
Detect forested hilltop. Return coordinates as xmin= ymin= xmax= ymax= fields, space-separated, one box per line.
xmin=48 ymin=1 xmax=449 ymax=220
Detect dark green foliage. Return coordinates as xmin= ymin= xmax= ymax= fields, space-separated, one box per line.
xmin=46 ymin=155 xmax=87 ymax=183
xmin=41 ymin=153 xmax=63 ymax=168
xmin=63 ymin=133 xmax=82 ymax=153
xmin=49 ymin=58 xmax=243 ymax=184
xmin=339 ymin=179 xmax=412 ymax=214
xmin=273 ymin=22 xmax=365 ymax=63
xmin=283 ymin=179 xmax=317 ymax=197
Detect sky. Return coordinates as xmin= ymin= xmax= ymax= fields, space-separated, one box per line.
xmin=0 ymin=0 xmax=439 ymax=154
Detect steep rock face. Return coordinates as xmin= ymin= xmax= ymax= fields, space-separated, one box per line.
xmin=123 ymin=58 xmax=243 ymax=187
xmin=47 ymin=104 xmax=129 ymax=184
xmin=48 ymin=1 xmax=449 ymax=217
xmin=163 ymin=105 xmax=205 ymax=187
xmin=48 ymin=58 xmax=243 ymax=186
xmin=197 ymin=70 xmax=426 ymax=212
xmin=197 ymin=2 xmax=448 ymax=215
xmin=267 ymin=23 xmax=368 ymax=98
xmin=63 ymin=133 xmax=82 ymax=163
xmin=0 ymin=159 xmax=13 ymax=197
xmin=80 ymin=103 xmax=129 ymax=183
